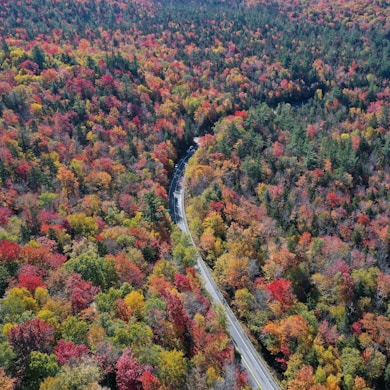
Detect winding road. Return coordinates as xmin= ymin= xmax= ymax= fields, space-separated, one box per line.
xmin=168 ymin=147 xmax=281 ymax=390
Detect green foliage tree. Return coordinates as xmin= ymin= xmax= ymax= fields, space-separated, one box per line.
xmin=65 ymin=251 xmax=118 ymax=291
xmin=1 ymin=287 xmax=38 ymax=322
xmin=23 ymin=352 xmax=59 ymax=390
xmin=340 ymin=347 xmax=364 ymax=379
xmin=61 ymin=316 xmax=88 ymax=345
xmin=143 ymin=191 xmax=165 ymax=223
xmin=0 ymin=341 xmax=16 ymax=374
xmin=40 ymin=357 xmax=102 ymax=390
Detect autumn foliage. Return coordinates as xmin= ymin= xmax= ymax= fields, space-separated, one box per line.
xmin=0 ymin=0 xmax=389 ymax=388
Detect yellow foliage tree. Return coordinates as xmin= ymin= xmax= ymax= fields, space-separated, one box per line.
xmin=67 ymin=213 xmax=98 ymax=237
xmin=158 ymin=349 xmax=187 ymax=389
xmin=124 ymin=290 xmax=145 ymax=318
xmin=85 ymin=171 xmax=112 ymax=191
xmin=56 ymin=166 xmax=79 ymax=197
xmin=1 ymin=287 xmax=38 ymax=322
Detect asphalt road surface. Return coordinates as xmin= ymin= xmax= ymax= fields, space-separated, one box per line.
xmin=168 ymin=147 xmax=281 ymax=390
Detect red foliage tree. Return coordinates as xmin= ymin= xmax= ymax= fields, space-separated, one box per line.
xmin=0 ymin=240 xmax=21 ymax=263
xmin=326 ymin=192 xmax=340 ymax=208
xmin=113 ymin=253 xmax=145 ymax=289
xmin=19 ymin=246 xmax=50 ymax=267
xmin=359 ymin=313 xmax=390 ymax=350
xmin=139 ymin=371 xmax=161 ymax=390
xmin=272 ymin=141 xmax=284 ymax=158
xmin=8 ymin=318 xmax=55 ymax=361
xmin=326 ymin=259 xmax=354 ymax=304
xmin=148 ymin=276 xmax=174 ymax=297
xmin=318 ymin=320 xmax=339 ymax=346
xmin=286 ymin=365 xmax=316 ymax=390
xmin=17 ymin=265 xmax=45 ymax=292
xmin=235 ymin=368 xmax=249 ymax=389
xmin=377 ymin=272 xmax=390 ymax=300
xmin=15 ymin=164 xmax=32 ymax=181
xmin=266 ymin=278 xmax=295 ymax=310
xmin=53 ymin=339 xmax=89 ymax=365
xmin=114 ymin=298 xmax=132 ymax=322
xmin=94 ymin=342 xmax=121 ymax=376
xmin=0 ymin=207 xmax=11 ymax=226
xmin=174 ymin=273 xmax=192 ymax=292
xmin=116 ymin=348 xmax=151 ymax=390
xmin=65 ymin=273 xmax=100 ymax=314
xmin=165 ymin=290 xmax=189 ymax=339
xmin=118 ymin=194 xmax=138 ymax=216
xmin=46 ymin=253 xmax=67 ymax=269
xmin=234 ymin=110 xmax=247 ymax=119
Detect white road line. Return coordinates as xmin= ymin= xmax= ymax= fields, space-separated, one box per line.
xmin=169 ymin=150 xmax=282 ymax=390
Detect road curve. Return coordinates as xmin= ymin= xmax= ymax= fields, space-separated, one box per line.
xmin=169 ymin=148 xmax=282 ymax=390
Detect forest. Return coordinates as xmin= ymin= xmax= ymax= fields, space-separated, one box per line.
xmin=0 ymin=0 xmax=389 ymax=389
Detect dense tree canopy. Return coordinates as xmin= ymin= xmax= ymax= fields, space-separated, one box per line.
xmin=0 ymin=0 xmax=389 ymax=388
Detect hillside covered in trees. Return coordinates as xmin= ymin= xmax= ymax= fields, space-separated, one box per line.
xmin=0 ymin=0 xmax=389 ymax=389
